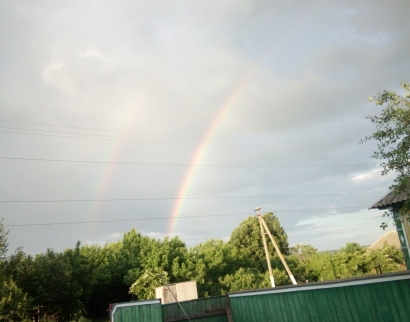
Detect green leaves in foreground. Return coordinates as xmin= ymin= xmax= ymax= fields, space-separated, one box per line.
xmin=0 ymin=278 xmax=31 ymax=322
xmin=363 ymin=81 xmax=410 ymax=226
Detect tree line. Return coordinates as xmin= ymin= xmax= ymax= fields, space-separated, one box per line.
xmin=0 ymin=214 xmax=405 ymax=322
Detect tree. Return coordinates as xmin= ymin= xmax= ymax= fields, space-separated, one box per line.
xmin=0 ymin=219 xmax=8 ymax=261
xmin=229 ymin=213 xmax=290 ymax=271
xmin=129 ymin=270 xmax=169 ymax=300
xmin=340 ymin=242 xmax=364 ymax=255
xmin=79 ymin=243 xmax=114 ymax=320
xmin=0 ymin=278 xmax=31 ymax=322
xmin=363 ymin=82 xmax=410 ymax=227
xmin=173 ymin=239 xmax=251 ymax=297
xmin=12 ymin=249 xmax=86 ymax=321
xmin=290 ymin=244 xmax=317 ymax=260
xmin=219 ymin=268 xmax=262 ymax=293
xmin=0 ymin=220 xmax=31 ymax=322
xmin=365 ymin=244 xmax=404 ymax=274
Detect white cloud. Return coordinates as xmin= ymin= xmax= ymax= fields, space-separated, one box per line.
xmin=78 ymin=49 xmax=110 ymax=60
xmin=41 ymin=61 xmax=77 ymax=96
xmin=351 ymin=168 xmax=382 ymax=182
xmin=145 ymin=231 xmax=166 ymax=239
xmin=42 ymin=62 xmax=65 ymax=87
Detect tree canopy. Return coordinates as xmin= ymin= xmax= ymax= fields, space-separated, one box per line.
xmin=363 ymin=81 xmax=410 ymax=226
xmin=229 ymin=213 xmax=290 ymax=268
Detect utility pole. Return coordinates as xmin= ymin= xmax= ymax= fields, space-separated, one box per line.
xmin=255 ymin=207 xmax=275 ymax=287
xmin=255 ymin=207 xmax=297 ymax=286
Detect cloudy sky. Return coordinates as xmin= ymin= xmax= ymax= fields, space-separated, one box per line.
xmin=1 ymin=0 xmax=409 ymax=255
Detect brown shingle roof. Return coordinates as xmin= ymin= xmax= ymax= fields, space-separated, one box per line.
xmin=370 ymin=189 xmax=410 ymax=210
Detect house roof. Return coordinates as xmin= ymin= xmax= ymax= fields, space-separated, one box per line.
xmin=370 ymin=189 xmax=410 ymax=210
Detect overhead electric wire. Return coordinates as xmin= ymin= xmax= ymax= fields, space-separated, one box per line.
xmin=1 ymin=129 xmax=314 ymax=150
xmin=3 ymin=205 xmax=371 ymax=227
xmin=0 ymin=130 xmax=210 ymax=148
xmin=0 ymin=193 xmax=379 ymax=203
xmin=0 ymin=120 xmax=301 ymax=146
xmin=0 ymin=126 xmax=202 ymax=143
xmin=0 ymin=119 xmax=231 ymax=139
xmin=0 ymin=156 xmax=377 ymax=168
xmin=1 ymin=126 xmax=290 ymax=148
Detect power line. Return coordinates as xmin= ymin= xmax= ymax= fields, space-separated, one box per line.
xmin=0 ymin=194 xmax=379 ymax=203
xmin=0 ymin=130 xmax=202 ymax=147
xmin=1 ymin=126 xmax=289 ymax=148
xmin=3 ymin=205 xmax=371 ymax=227
xmin=0 ymin=119 xmax=301 ymax=146
xmin=0 ymin=119 xmax=223 ymax=138
xmin=0 ymin=129 xmax=308 ymax=150
xmin=0 ymin=126 xmax=200 ymax=143
xmin=0 ymin=126 xmax=238 ymax=146
xmin=0 ymin=156 xmax=377 ymax=168
xmin=4 ymin=213 xmax=245 ymax=227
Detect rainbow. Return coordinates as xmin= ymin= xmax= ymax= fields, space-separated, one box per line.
xmin=165 ymin=5 xmax=316 ymax=236
xmin=86 ymin=109 xmax=136 ymax=237
xmin=167 ymin=68 xmax=257 ymax=235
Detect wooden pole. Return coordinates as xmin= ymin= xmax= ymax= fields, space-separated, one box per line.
xmin=255 ymin=208 xmax=275 ymax=287
xmin=260 ymin=217 xmax=297 ymax=285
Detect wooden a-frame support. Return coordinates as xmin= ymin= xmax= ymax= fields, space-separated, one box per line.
xmin=255 ymin=208 xmax=297 ymax=287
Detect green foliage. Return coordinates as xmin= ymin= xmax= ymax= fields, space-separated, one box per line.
xmin=340 ymin=242 xmax=365 ymax=255
xmin=363 ymin=82 xmax=410 ymax=227
xmin=290 ymin=244 xmax=317 ymax=259
xmin=10 ymin=249 xmax=87 ymax=321
xmin=0 ymin=220 xmax=31 ymax=322
xmin=0 ymin=219 xmax=8 ymax=261
xmin=292 ymin=242 xmax=405 ymax=282
xmin=173 ymin=239 xmax=251 ymax=297
xmin=219 ymin=268 xmax=262 ymax=293
xmin=129 ymin=270 xmax=169 ymax=300
xmin=229 ymin=213 xmax=289 ymax=271
xmin=0 ymin=276 xmax=31 ymax=322
xmin=366 ymin=244 xmax=404 ymax=274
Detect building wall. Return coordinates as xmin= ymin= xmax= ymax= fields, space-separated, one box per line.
xmin=156 ymin=281 xmax=198 ymax=304
xmin=175 ymin=281 xmax=198 ymax=302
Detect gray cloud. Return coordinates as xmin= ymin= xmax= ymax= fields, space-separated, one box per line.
xmin=0 ymin=0 xmax=406 ymax=254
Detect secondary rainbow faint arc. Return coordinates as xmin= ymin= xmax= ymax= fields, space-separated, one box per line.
xmin=167 ymin=68 xmax=257 ymax=235
xmin=85 ymin=109 xmax=136 ymax=238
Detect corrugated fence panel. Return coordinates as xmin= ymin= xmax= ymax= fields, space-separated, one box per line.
xmin=163 ymin=295 xmax=228 ymax=322
xmin=229 ymin=272 xmax=410 ymax=322
xmin=111 ymin=299 xmax=163 ymax=322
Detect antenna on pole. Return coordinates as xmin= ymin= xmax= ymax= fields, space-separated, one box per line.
xmin=255 ymin=207 xmax=297 ymax=286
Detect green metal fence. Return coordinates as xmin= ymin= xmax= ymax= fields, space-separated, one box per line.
xmin=162 ymin=295 xmax=231 ymax=322
xmin=110 ymin=299 xmax=163 ymax=322
xmin=109 ymin=272 xmax=410 ymax=321
xmin=228 ymin=272 xmax=410 ymax=322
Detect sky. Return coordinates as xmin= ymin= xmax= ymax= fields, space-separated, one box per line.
xmin=1 ymin=0 xmax=409 ymax=255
